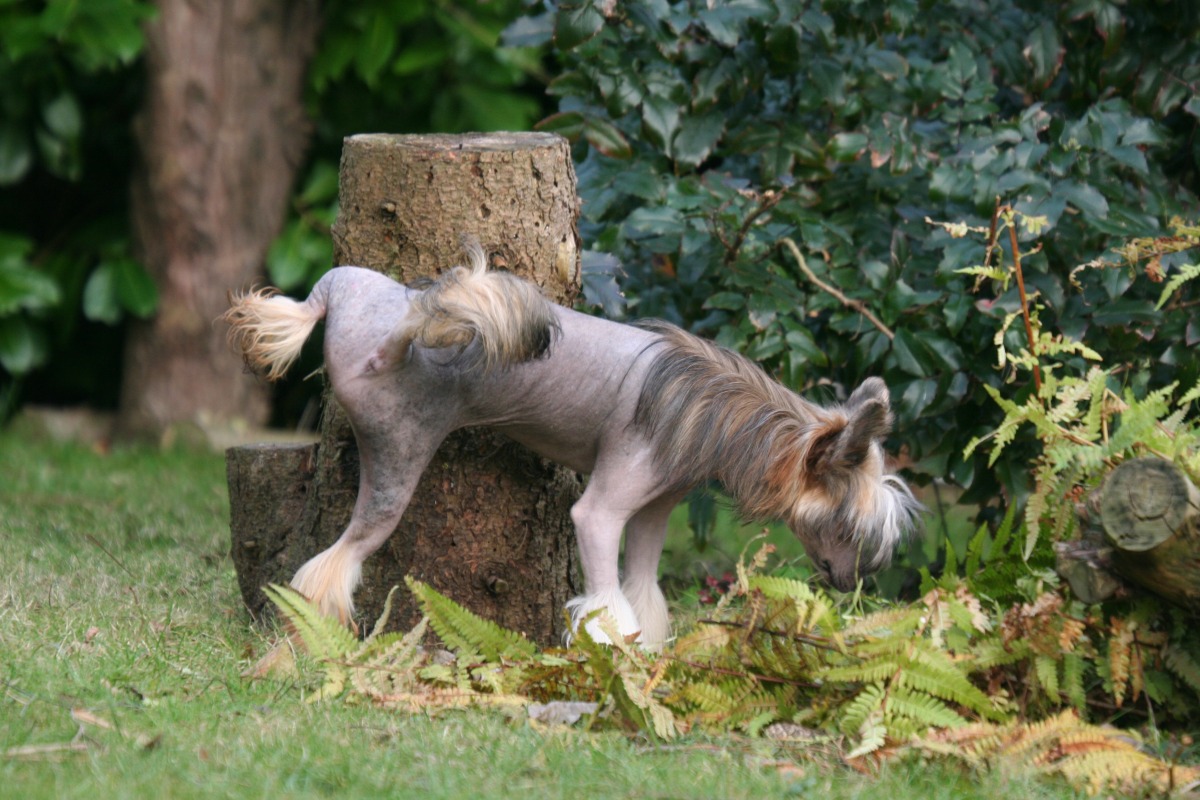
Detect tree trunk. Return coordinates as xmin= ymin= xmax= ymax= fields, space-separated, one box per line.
xmin=1058 ymin=457 xmax=1200 ymax=612
xmin=229 ymin=132 xmax=583 ymax=645
xmin=118 ymin=0 xmax=321 ymax=438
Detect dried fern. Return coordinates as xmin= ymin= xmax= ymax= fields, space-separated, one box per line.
xmin=919 ymin=710 xmax=1200 ymax=795
xmin=259 ymin=545 xmax=1200 ymax=797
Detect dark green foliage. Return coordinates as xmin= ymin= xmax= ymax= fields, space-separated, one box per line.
xmin=509 ymin=0 xmax=1200 ymax=507
xmin=0 ymin=0 xmax=154 ymax=397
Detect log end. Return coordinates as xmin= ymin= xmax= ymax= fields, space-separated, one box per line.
xmin=1099 ymin=457 xmax=1194 ymax=552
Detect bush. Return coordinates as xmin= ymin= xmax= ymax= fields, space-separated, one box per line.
xmin=508 ymin=0 xmax=1200 ymax=506
xmin=0 ymin=0 xmax=154 ymax=410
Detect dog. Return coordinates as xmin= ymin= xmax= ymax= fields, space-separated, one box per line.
xmin=224 ymin=243 xmax=922 ymax=651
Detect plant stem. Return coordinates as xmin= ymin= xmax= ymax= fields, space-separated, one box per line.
xmin=1006 ymin=214 xmax=1043 ymax=392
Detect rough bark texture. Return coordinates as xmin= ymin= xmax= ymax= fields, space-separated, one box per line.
xmin=119 ymin=0 xmax=321 ymax=437
xmin=229 ymin=133 xmax=583 ymax=644
xmin=228 ymin=442 xmax=317 ymax=612
xmin=1058 ymin=457 xmax=1200 ymax=612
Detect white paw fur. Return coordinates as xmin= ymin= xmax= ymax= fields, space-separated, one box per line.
xmin=565 ymin=588 xmax=642 ymax=646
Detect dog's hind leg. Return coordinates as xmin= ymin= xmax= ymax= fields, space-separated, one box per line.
xmin=620 ymin=493 xmax=680 ymax=652
xmin=290 ymin=412 xmax=446 ymax=628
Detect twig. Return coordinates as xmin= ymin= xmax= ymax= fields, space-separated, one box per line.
xmin=778 ymin=237 xmax=895 ymax=341
xmin=2 ymin=741 xmax=91 ymax=761
xmin=1007 ymin=215 xmax=1043 ymax=392
xmin=696 ymin=617 xmax=844 ymax=654
xmin=723 ymin=189 xmax=788 ymax=266
xmin=985 ymin=198 xmax=1042 ymax=391
xmin=983 ymin=196 xmax=1002 ymax=270
xmin=664 ymin=656 xmax=818 ymax=688
xmin=81 ymin=531 xmax=138 ymax=584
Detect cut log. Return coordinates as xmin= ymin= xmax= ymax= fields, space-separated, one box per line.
xmin=227 ymin=132 xmax=583 ymax=645
xmin=227 ymin=442 xmax=317 ymax=613
xmin=1059 ymin=457 xmax=1200 ymax=612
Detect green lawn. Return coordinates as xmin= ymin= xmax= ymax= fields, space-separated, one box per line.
xmin=0 ymin=421 xmax=1084 ymax=799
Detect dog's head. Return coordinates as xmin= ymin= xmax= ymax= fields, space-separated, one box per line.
xmin=786 ymin=378 xmax=923 ymax=591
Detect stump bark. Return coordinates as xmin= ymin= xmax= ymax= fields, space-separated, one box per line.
xmin=228 ymin=132 xmax=584 ymax=644
xmin=1057 ymin=457 xmax=1200 ymax=612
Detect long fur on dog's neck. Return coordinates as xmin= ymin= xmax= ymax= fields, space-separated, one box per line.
xmin=631 ymin=321 xmax=916 ymax=565
xmin=631 ymin=321 xmax=844 ymax=513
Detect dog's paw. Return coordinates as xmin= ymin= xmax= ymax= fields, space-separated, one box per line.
xmin=565 ymin=589 xmax=642 ymax=646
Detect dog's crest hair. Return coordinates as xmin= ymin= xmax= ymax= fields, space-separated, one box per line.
xmin=633 ymin=321 xmax=920 ymax=567
xmin=398 ymin=242 xmax=559 ymax=371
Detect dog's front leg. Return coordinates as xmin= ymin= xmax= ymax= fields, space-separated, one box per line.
xmin=619 ymin=494 xmax=679 ymax=652
xmin=564 ymin=456 xmax=667 ymax=647
xmin=565 ymin=489 xmax=641 ymax=645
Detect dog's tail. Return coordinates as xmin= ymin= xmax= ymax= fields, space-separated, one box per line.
xmin=223 ymin=283 xmax=327 ymax=382
xmin=385 ymin=242 xmax=558 ymax=372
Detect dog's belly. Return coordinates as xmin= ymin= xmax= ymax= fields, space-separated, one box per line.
xmin=491 ymin=422 xmax=599 ymax=475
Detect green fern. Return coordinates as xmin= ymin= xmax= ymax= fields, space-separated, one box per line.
xmin=886 ymin=685 xmax=966 ymax=729
xmin=1163 ymin=644 xmax=1200 ymax=698
xmin=1033 ymin=654 xmax=1060 ymax=704
xmin=1061 ymin=652 xmax=1087 ymax=711
xmin=263 ymin=583 xmax=358 ymax=661
xmin=404 ymin=576 xmax=537 ymax=661
xmin=1155 ymin=261 xmax=1200 ymax=309
xmin=263 ymin=584 xmax=360 ymax=702
xmin=838 ymin=682 xmax=886 ymax=735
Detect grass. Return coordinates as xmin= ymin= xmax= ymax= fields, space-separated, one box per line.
xmin=0 ymin=421 xmax=1087 ymax=799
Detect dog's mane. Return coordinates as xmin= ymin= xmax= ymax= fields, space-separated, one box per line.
xmin=632 ymin=320 xmax=848 ymax=521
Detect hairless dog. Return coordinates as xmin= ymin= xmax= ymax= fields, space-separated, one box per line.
xmin=225 ymin=243 xmax=922 ymax=650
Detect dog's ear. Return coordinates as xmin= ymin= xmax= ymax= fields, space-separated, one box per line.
xmin=809 ymin=383 xmax=892 ymax=474
xmin=835 ymin=395 xmax=891 ymax=467
xmin=845 ymin=376 xmax=888 ymax=412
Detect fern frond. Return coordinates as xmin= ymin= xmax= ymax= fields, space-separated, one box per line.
xmin=838 ymin=682 xmax=886 ymax=735
xmin=1033 ymin=654 xmax=1060 ymax=703
xmin=886 ymin=685 xmax=967 ymax=730
xmin=971 ymin=636 xmax=1031 ymax=669
xmin=1001 ymin=710 xmax=1087 ymax=759
xmin=405 ymin=577 xmax=536 ymax=661
xmin=819 ymin=659 xmax=900 ymax=685
xmin=1062 ymin=652 xmax=1087 ymax=711
xmin=749 ymin=575 xmax=817 ymax=603
xmin=263 ymin=583 xmax=359 ymax=661
xmin=1163 ymin=644 xmax=1200 ymax=697
xmin=671 ymin=622 xmax=732 ymax=656
xmin=896 ymin=648 xmax=998 ymax=718
xmin=843 ymin=606 xmax=925 ymax=638
xmin=948 ymin=590 xmax=991 ymax=634
xmin=596 ymin=618 xmax=678 ymax=741
xmin=1108 ymin=618 xmax=1134 ymax=706
xmin=365 ymin=585 xmax=401 ymax=642
xmin=351 ymin=617 xmax=429 ymax=701
xmin=846 ymin=711 xmax=888 ymax=759
xmin=1156 ymin=261 xmax=1200 ymax=309
xmin=670 ymin=681 xmax=737 ymax=714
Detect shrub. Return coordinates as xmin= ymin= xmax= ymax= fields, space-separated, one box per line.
xmin=508 ymin=0 xmax=1200 ymax=506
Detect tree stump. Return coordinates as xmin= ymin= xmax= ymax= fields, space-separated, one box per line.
xmin=1057 ymin=457 xmax=1200 ymax=612
xmin=227 ymin=132 xmax=584 ymax=644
